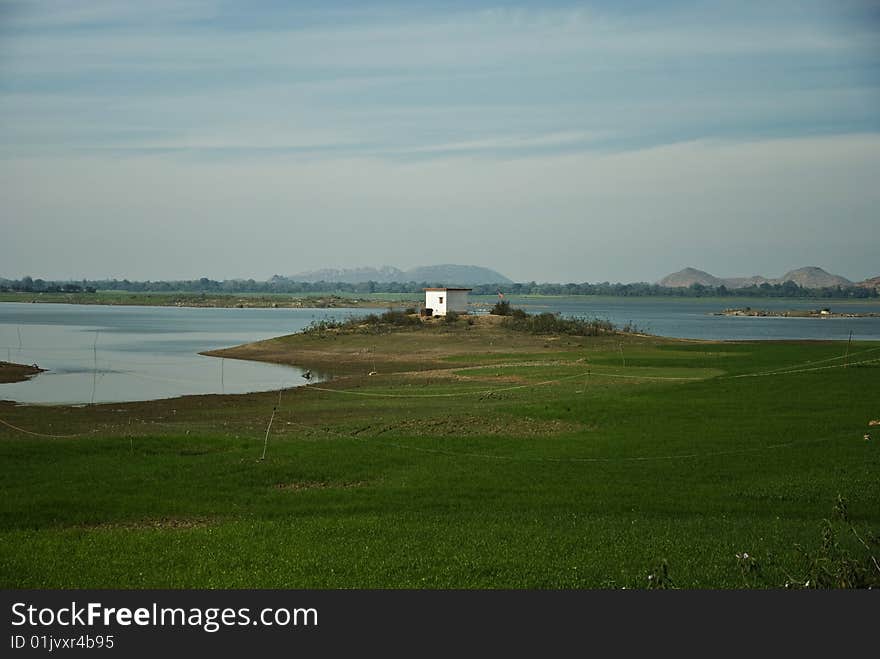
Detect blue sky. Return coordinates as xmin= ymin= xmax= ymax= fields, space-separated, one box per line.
xmin=2 ymin=1 xmax=878 ymax=282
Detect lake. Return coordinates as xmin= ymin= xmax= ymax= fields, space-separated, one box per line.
xmin=474 ymin=295 xmax=880 ymax=342
xmin=0 ymin=303 xmax=361 ymax=405
xmin=2 ymin=297 xmax=879 ymax=404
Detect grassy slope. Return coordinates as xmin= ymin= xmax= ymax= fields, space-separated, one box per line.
xmin=1 ymin=318 xmax=878 ymax=588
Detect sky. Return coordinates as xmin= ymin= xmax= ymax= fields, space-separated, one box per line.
xmin=1 ymin=1 xmax=879 ymax=283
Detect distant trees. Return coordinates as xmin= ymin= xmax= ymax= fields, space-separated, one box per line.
xmin=0 ymin=276 xmax=876 ymax=299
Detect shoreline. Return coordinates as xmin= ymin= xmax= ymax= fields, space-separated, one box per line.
xmin=0 ymin=292 xmax=414 ymax=309
xmin=4 ymin=292 xmax=880 ymax=310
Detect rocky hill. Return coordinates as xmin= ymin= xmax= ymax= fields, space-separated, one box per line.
xmin=403 ymin=264 xmax=512 ymax=285
xmin=777 ymin=267 xmax=851 ymax=289
xmin=857 ymin=276 xmax=880 ymax=291
xmin=658 ymin=268 xmax=725 ymax=288
xmin=659 ymin=266 xmax=852 ymax=289
xmin=287 ymin=264 xmax=512 ymax=285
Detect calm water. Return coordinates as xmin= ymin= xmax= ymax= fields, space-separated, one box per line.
xmin=2 ymin=297 xmax=879 ymax=404
xmin=473 ymin=295 xmax=880 ymax=342
xmin=0 ymin=303 xmax=361 ymax=405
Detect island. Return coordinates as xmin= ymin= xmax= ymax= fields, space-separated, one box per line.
xmin=714 ymin=307 xmax=880 ymax=318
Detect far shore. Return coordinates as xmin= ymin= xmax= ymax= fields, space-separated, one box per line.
xmin=0 ymin=291 xmax=416 ymax=310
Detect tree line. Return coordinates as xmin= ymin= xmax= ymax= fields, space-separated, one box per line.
xmin=0 ymin=275 xmax=876 ymax=298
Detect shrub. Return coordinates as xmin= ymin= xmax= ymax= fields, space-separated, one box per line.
xmin=789 ymin=495 xmax=880 ymax=589
xmin=490 ymin=300 xmax=511 ymax=315
xmin=303 ymin=318 xmax=345 ymax=335
xmin=303 ymin=309 xmax=419 ymax=336
xmin=735 ymin=495 xmax=880 ymax=589
xmin=444 ymin=311 xmax=460 ymax=323
xmin=501 ymin=311 xmax=616 ymax=336
xmin=380 ymin=309 xmax=420 ymax=326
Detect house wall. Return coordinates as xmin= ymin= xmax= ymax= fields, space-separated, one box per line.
xmin=424 ymin=290 xmax=469 ymax=316
xmin=446 ymin=290 xmax=469 ymax=313
xmin=425 ymin=290 xmax=447 ymax=315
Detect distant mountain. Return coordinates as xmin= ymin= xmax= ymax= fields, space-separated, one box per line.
xmin=659 ymin=266 xmax=852 ymax=289
xmin=658 ymin=268 xmax=724 ymax=288
xmin=402 ymin=264 xmax=512 ymax=285
xmin=721 ymin=275 xmax=772 ymax=289
xmin=285 ymin=266 xmax=404 ymax=284
xmin=777 ymin=267 xmax=851 ymax=289
xmin=286 ymin=264 xmax=512 ymax=285
xmin=856 ymin=276 xmax=880 ymax=291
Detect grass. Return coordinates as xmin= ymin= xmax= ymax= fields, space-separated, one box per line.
xmin=1 ymin=317 xmax=878 ymax=588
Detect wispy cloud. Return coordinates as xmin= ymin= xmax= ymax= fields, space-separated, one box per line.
xmin=3 ymin=3 xmax=878 ymax=158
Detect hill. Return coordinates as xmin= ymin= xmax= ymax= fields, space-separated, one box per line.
xmin=659 ymin=266 xmax=853 ymax=289
xmin=287 ymin=264 xmax=511 ymax=285
xmin=777 ymin=267 xmax=851 ymax=289
xmin=403 ymin=264 xmax=511 ymax=285
xmin=857 ymin=276 xmax=880 ymax=291
xmin=658 ymin=268 xmax=724 ymax=288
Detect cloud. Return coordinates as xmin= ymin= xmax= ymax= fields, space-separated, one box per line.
xmin=2 ymin=133 xmax=878 ymax=281
xmin=1 ymin=2 xmax=877 ymax=281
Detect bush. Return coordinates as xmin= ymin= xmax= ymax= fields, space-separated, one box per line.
xmin=380 ymin=309 xmax=420 ymax=326
xmin=444 ymin=311 xmax=460 ymax=323
xmin=490 ymin=300 xmax=511 ymax=315
xmin=303 ymin=318 xmax=345 ymax=334
xmin=501 ymin=311 xmax=617 ymax=336
xmin=303 ymin=308 xmax=419 ymax=336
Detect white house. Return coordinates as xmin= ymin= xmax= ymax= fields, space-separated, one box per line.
xmin=424 ymin=288 xmax=471 ymax=316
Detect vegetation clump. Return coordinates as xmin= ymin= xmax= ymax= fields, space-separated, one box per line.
xmin=305 ymin=307 xmax=639 ymax=337
xmin=788 ymin=496 xmax=880 ymax=589
xmin=490 ymin=300 xmax=512 ymax=315
xmin=501 ymin=311 xmax=618 ymax=336
xmin=304 ymin=308 xmax=421 ymax=335
xmin=734 ymin=496 xmax=880 ymax=589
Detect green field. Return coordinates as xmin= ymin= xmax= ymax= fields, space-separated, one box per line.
xmin=1 ymin=317 xmax=878 ymax=589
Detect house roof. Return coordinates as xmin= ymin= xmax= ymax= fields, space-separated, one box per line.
xmin=423 ymin=288 xmax=473 ymax=292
